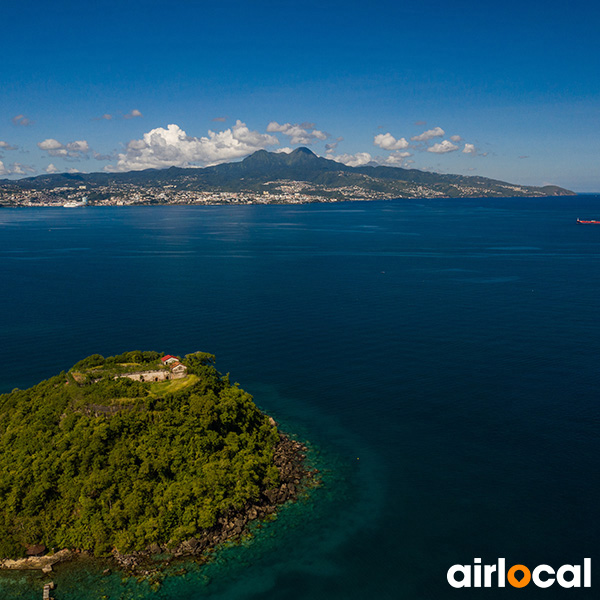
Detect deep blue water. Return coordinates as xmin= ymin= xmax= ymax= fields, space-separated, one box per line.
xmin=0 ymin=197 xmax=599 ymax=599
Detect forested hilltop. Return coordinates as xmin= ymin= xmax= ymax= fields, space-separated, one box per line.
xmin=0 ymin=351 xmax=309 ymax=565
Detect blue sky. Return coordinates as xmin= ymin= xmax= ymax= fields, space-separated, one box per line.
xmin=1 ymin=0 xmax=598 ymax=191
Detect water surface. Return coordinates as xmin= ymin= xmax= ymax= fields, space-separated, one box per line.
xmin=0 ymin=197 xmax=598 ymax=598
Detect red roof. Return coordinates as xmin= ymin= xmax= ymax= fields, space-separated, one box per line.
xmin=161 ymin=355 xmax=178 ymax=363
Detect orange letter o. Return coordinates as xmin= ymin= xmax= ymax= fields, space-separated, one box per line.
xmin=507 ymin=564 xmax=531 ymax=588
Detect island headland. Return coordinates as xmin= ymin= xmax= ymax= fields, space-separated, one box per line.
xmin=0 ymin=351 xmax=314 ymax=575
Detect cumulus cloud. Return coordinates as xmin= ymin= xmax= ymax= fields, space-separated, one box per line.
xmin=38 ymin=139 xmax=64 ymax=152
xmin=124 ymin=109 xmax=143 ymax=119
xmin=0 ymin=141 xmax=17 ymax=150
xmin=38 ymin=138 xmax=90 ymax=158
xmin=329 ymin=152 xmax=373 ymax=167
xmin=0 ymin=161 xmax=34 ymax=176
xmin=106 ymin=121 xmax=279 ymax=172
xmin=373 ymin=133 xmax=409 ymax=151
xmin=325 ymin=136 xmax=344 ymax=154
xmin=12 ymin=114 xmax=33 ymax=126
xmin=67 ymin=168 xmax=80 ymax=174
xmin=450 ymin=135 xmax=462 ymax=142
xmin=67 ymin=140 xmax=90 ymax=154
xmin=266 ymin=121 xmax=327 ymax=145
xmin=462 ymin=143 xmax=476 ymax=154
xmin=427 ymin=140 xmax=459 ymax=154
xmin=274 ymin=147 xmax=294 ymax=153
xmin=411 ymin=126 xmax=445 ymax=142
xmin=385 ymin=151 xmax=412 ymax=166
xmin=45 ymin=163 xmax=60 ymax=173
xmin=9 ymin=164 xmax=33 ymax=175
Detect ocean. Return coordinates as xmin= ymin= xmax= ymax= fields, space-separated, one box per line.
xmin=0 ymin=196 xmax=598 ymax=599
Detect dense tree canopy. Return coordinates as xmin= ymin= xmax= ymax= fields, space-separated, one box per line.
xmin=0 ymin=352 xmax=280 ymax=558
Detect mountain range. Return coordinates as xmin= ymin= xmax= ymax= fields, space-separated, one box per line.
xmin=0 ymin=147 xmax=575 ymax=204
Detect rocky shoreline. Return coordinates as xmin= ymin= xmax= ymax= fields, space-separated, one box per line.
xmin=0 ymin=549 xmax=73 ymax=573
xmin=0 ymin=430 xmax=316 ymax=577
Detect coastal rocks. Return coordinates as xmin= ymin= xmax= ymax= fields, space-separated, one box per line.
xmin=113 ymin=431 xmax=317 ymax=577
xmin=148 ymin=543 xmax=162 ymax=555
xmin=4 ymin=429 xmax=317 ymax=578
xmin=0 ymin=548 xmax=73 ymax=571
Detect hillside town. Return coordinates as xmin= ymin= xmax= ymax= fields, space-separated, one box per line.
xmin=0 ymin=178 xmax=546 ymax=207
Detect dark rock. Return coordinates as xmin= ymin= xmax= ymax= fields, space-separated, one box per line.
xmin=149 ymin=543 xmax=162 ymax=554
xmin=26 ymin=544 xmax=46 ymax=557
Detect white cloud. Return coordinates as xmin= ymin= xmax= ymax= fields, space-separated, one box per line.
xmin=373 ymin=133 xmax=409 ymax=151
xmin=0 ymin=141 xmax=17 ymax=150
xmin=427 ymin=140 xmax=459 ymax=154
xmin=66 ymin=140 xmax=90 ymax=154
xmin=10 ymin=164 xmax=27 ymax=175
xmin=124 ymin=109 xmax=143 ymax=119
xmin=38 ymin=138 xmax=90 ymax=158
xmin=329 ymin=152 xmax=372 ymax=167
xmin=463 ymin=143 xmax=476 ymax=154
xmin=45 ymin=163 xmax=60 ymax=173
xmin=67 ymin=168 xmax=80 ymax=174
xmin=106 ymin=121 xmax=279 ymax=172
xmin=411 ymin=126 xmax=445 ymax=142
xmin=38 ymin=139 xmax=64 ymax=151
xmin=274 ymin=147 xmax=294 ymax=153
xmin=450 ymin=135 xmax=462 ymax=142
xmin=325 ymin=136 xmax=344 ymax=153
xmin=0 ymin=161 xmax=34 ymax=176
xmin=385 ymin=151 xmax=412 ymax=165
xmin=266 ymin=121 xmax=328 ymax=145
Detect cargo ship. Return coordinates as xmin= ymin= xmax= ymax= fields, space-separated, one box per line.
xmin=576 ymin=218 xmax=600 ymax=224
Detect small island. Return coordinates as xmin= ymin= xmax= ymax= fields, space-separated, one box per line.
xmin=0 ymin=351 xmax=312 ymax=575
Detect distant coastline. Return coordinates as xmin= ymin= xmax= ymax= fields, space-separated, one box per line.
xmin=0 ymin=147 xmax=575 ymax=208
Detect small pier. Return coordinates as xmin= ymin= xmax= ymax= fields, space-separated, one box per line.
xmin=42 ymin=582 xmax=55 ymax=600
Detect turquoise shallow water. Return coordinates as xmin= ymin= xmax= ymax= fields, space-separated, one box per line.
xmin=0 ymin=197 xmax=599 ymax=598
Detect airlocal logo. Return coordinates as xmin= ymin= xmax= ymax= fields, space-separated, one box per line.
xmin=447 ymin=558 xmax=591 ymax=588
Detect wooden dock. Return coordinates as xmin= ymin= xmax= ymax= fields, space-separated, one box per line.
xmin=42 ymin=582 xmax=54 ymax=599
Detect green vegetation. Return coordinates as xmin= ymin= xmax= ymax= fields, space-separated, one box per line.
xmin=0 ymin=352 xmax=280 ymax=559
xmin=148 ymin=374 xmax=199 ymax=396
